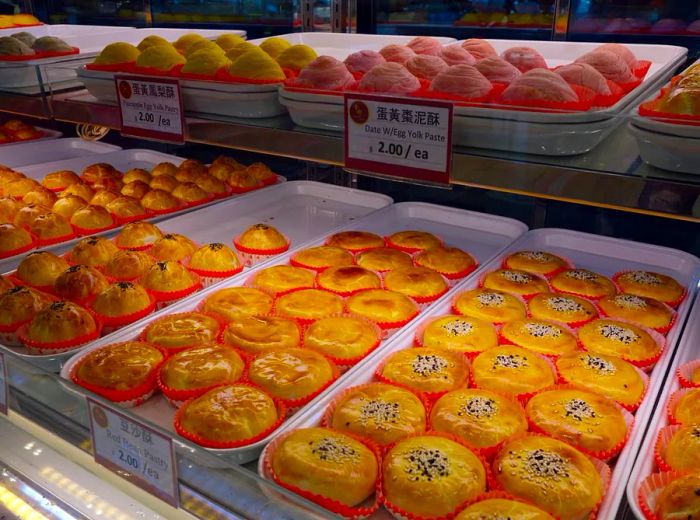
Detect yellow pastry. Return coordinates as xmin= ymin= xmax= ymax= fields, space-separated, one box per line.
xmin=187 ymin=243 xmax=241 ymax=276
xmin=346 ymin=289 xmax=418 ymax=327
xmin=326 ymin=230 xmax=385 ymax=252
xmin=5 ymin=178 xmax=41 ymax=199
xmin=384 ymin=266 xmax=448 ymax=301
xmin=137 ymin=35 xmax=170 ymax=52
xmin=578 ymin=318 xmax=661 ymax=366
xmin=13 ymin=203 xmax=50 ymax=229
xmin=275 ymin=289 xmax=344 ymax=323
xmin=0 ymin=223 xmax=33 ymax=256
xmin=215 ymin=33 xmax=245 ymax=52
xmin=482 ymin=269 xmax=549 ymax=297
xmin=90 ymin=189 xmax=120 ymax=207
xmin=122 ymin=168 xmax=151 ymax=185
xmin=74 ymin=341 xmax=163 ymax=391
xmin=140 ymin=189 xmax=180 ymax=212
xmin=528 ymin=293 xmax=598 ymax=326
xmin=23 ymin=187 xmax=56 ymax=208
xmin=114 ymin=222 xmax=163 ymax=249
xmin=456 ymin=497 xmax=555 ymax=520
xmin=250 ymin=265 xmax=315 ymax=295
xmin=598 ymin=293 xmax=674 ymax=331
xmin=70 ymin=204 xmax=115 ymax=231
xmin=550 ymin=269 xmax=616 ymax=299
xmin=418 ymin=314 xmax=498 ymax=355
xmin=355 ymin=247 xmax=413 ymax=272
xmin=59 ymin=181 xmax=94 ymax=202
xmin=414 ymin=247 xmax=477 ymax=278
xmin=55 ymin=265 xmax=109 ymax=303
xmin=453 ymin=288 xmax=527 ymax=324
xmin=654 ymin=473 xmax=700 ymax=520
xmin=259 ymin=37 xmax=291 ymax=58
xmin=229 ymin=49 xmax=286 ymax=81
xmin=15 ymin=251 xmax=69 ymax=288
xmin=0 ymin=197 xmax=21 ymax=223
xmin=200 ymin=287 xmax=273 ymax=321
xmin=52 ymin=195 xmax=87 ymax=219
xmin=316 ymin=266 xmax=381 ymax=296
xmin=159 ymin=345 xmax=245 ymax=392
xmin=136 ymin=44 xmax=185 ymax=71
xmin=0 ymin=275 xmax=13 ymax=293
xmin=290 ymin=245 xmax=355 ymax=271
xmin=195 ymin=174 xmax=228 ymax=196
xmin=143 ymin=312 xmax=221 ymax=352
xmin=149 ymin=174 xmax=178 ymax=192
xmin=387 ymin=230 xmax=442 ymax=252
xmin=503 ymin=250 xmax=569 ymax=276
xmin=23 ymin=301 xmax=97 ymax=344
xmin=501 ymin=318 xmax=578 ymax=357
xmin=80 ymin=163 xmax=120 ymax=185
xmin=91 ymin=281 xmax=153 ymax=321
xmin=0 ymin=286 xmax=53 ymax=329
xmin=221 ymin=315 xmax=300 ymax=355
xmin=149 ymin=233 xmax=197 ymax=262
xmin=151 ymin=162 xmax=178 ymax=177
xmin=121 ymin=180 xmax=150 ymax=200
xmin=379 ymin=347 xmax=469 ymax=394
xmin=472 ymin=345 xmax=555 ymax=398
xmin=661 ymin=426 xmax=700 ymax=471
xmin=105 ymin=196 xmax=147 ymax=220
xmin=615 ymin=270 xmax=685 ymax=305
xmin=182 ymin=48 xmax=230 ymax=75
xmin=173 ymin=33 xmax=204 ymax=54
xmin=68 ymin=236 xmax=118 ymax=267
xmin=276 ymin=44 xmax=318 ymax=70
xmin=93 ymin=42 xmax=140 ymax=65
xmin=140 ymin=260 xmax=200 ymax=295
xmin=104 ymin=249 xmax=155 ymax=281
xmin=672 ymin=388 xmax=700 ymax=425
xmin=236 ymin=223 xmax=287 ymax=252
xmin=304 ymin=316 xmax=380 ymax=362
xmin=171 ymin=182 xmax=209 ymax=203
xmin=246 ymin=162 xmax=276 ymax=185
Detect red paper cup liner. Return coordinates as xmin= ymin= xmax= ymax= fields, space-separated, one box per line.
xmin=0 ymin=47 xmax=79 ymax=61
xmin=0 ymin=238 xmax=36 ymax=260
xmin=384 ymin=235 xmax=445 ymax=254
xmin=0 ymin=318 xmax=31 ymax=347
xmin=595 ymin=299 xmax=677 ymax=335
xmin=289 ymin=253 xmax=355 ymax=273
xmin=406 ymin=285 xmax=450 ymax=309
xmin=36 ymin=231 xmax=77 ymax=248
xmin=146 ymin=277 xmax=202 ymax=310
xmin=233 ymin=238 xmax=290 ymax=267
xmin=421 ymin=263 xmax=479 ymax=287
xmin=666 ymin=387 xmax=698 ymax=425
xmin=187 ymin=265 xmax=244 ymax=288
xmin=654 ymin=425 xmax=685 ymax=472
xmin=611 ymin=271 xmax=687 ymax=308
xmin=637 ymin=470 xmax=691 ymax=520
xmin=114 ymin=212 xmax=152 ymax=226
xmin=18 ymin=321 xmax=102 ymax=355
xmin=72 ymin=222 xmax=118 ymax=237
xmin=677 ymin=359 xmax=700 ymax=388
xmin=89 ymin=296 xmax=156 ymax=335
xmin=262 ymin=428 xmax=382 ymax=519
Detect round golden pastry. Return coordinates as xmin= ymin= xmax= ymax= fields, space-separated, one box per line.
xmin=177 ymin=159 xmax=207 ymax=178
xmin=200 ymin=287 xmax=273 ymax=321
xmin=74 ymin=341 xmax=163 ymax=390
xmin=105 ymin=196 xmax=147 ymax=220
xmin=104 ymin=249 xmax=155 ymax=281
xmin=15 ymin=251 xmax=69 ymax=288
xmin=419 ymin=314 xmax=498 ymax=355
xmin=503 ymin=250 xmax=569 ymax=276
xmin=384 ymin=266 xmax=448 ymax=300
xmin=550 ymin=269 xmax=616 ymax=299
xmin=493 ymin=435 xmax=604 ymax=519
xmin=482 ymin=269 xmax=549 ymax=297
xmin=345 ymin=289 xmax=419 ymax=327
xmin=114 ymin=222 xmax=163 ymax=249
xmin=174 ymin=167 xmax=204 ymax=184
xmin=249 ymin=347 xmax=335 ymax=402
xmin=171 ymin=182 xmax=209 ymax=203
xmin=70 ymin=204 xmax=115 ymax=231
xmin=236 ymin=223 xmax=288 ymax=252
xmin=271 ymin=427 xmax=378 ymax=507
xmin=472 ymin=345 xmax=555 ymax=398
xmin=456 ymin=497 xmax=555 ymax=520
xmin=121 ymin=180 xmax=151 ymax=200
xmin=140 ymin=189 xmax=180 ymax=212
xmin=355 ymin=247 xmax=413 ymax=272
xmin=59 ymin=182 xmax=95 ymax=203
xmin=177 ymin=384 xmax=278 ymax=444
xmin=0 ymin=170 xmax=23 ymax=186
xmin=387 ymin=230 xmax=442 ymax=252
xmin=0 ymin=274 xmax=13 ymax=293
xmin=151 ymin=162 xmax=178 ymax=177
xmin=557 ymin=352 xmax=644 ymax=409
xmin=246 ymin=162 xmax=276 ymax=185
xmin=275 ymin=289 xmax=344 ymax=323
xmin=250 ymin=265 xmax=315 ymax=295
xmin=379 ymin=347 xmax=469 ymax=395
xmin=122 ymin=168 xmax=151 ymax=185
xmin=68 ymin=236 xmax=119 ymax=267
xmin=149 ymin=174 xmax=178 ymax=192
xmin=13 ymin=203 xmax=50 ymax=229
xmin=52 ymin=195 xmax=86 ymax=219
xmin=304 ymin=316 xmax=380 ymax=362
xmin=329 ymin=383 xmax=426 ymax=446
xmin=316 ymin=266 xmax=381 ymax=295
xmin=672 ymin=388 xmax=700 ymax=426
xmin=453 ymin=288 xmax=527 ymax=324
xmin=187 ymin=243 xmax=241 ymax=275
xmin=208 ymin=156 xmax=244 ymax=181
xmin=528 ymin=293 xmax=598 ymax=326
xmin=431 ymin=388 xmax=528 ymax=451
xmin=140 ymin=260 xmax=199 ymax=294
xmin=226 ymin=169 xmax=259 ymax=190
xmin=526 ymin=388 xmax=628 ymax=455
xmin=144 ymin=312 xmax=221 ymax=352
xmin=42 ymin=170 xmax=81 ymax=191
xmin=24 ymin=301 xmax=97 ymax=344
xmin=290 ymin=245 xmax=355 ymax=271
xmin=222 ymin=315 xmax=300 ymax=354
xmin=149 ymin=233 xmax=197 ymax=262
xmin=27 ymin=213 xmax=73 ymax=242
xmin=616 ymin=270 xmax=685 ymax=305
xmin=55 ymin=265 xmax=109 ymax=302
xmin=0 ymin=223 xmax=33 ymax=255
xmin=81 ymin=163 xmax=120 ymax=185
xmin=196 ymin=174 xmax=228 ymax=196
xmin=414 ymin=247 xmax=477 ymax=277
xmin=662 ymin=426 xmax=700 ymax=471
xmin=598 ymin=293 xmax=673 ymax=331
xmin=326 ymin=230 xmax=385 ymax=252
xmin=0 ymin=286 xmax=53 ymax=328
xmin=653 ymin=473 xmax=700 ymax=520
xmin=578 ymin=319 xmax=660 ymax=365
xmin=160 ymin=345 xmax=245 ymax=391
xmin=5 ymin=178 xmax=42 ymax=199
xmin=92 ymin=281 xmax=152 ymax=320
xmin=0 ymin=197 xmax=21 ymax=223
xmin=23 ymin=187 xmax=57 ymax=208
xmin=383 ymin=435 xmax=486 ymax=518
xmin=90 ymin=189 xmax=120 ymax=208
xmin=501 ymin=318 xmax=578 ymax=357
xmin=92 ymin=177 xmax=124 ymax=194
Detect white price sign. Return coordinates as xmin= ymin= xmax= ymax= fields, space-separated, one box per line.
xmin=115 ymin=75 xmax=185 ymax=143
xmin=0 ymin=352 xmax=7 ymax=415
xmin=344 ymin=93 xmax=453 ymax=184
xmin=87 ymin=398 xmax=179 ymax=506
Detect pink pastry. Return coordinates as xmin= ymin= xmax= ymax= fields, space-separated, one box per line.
xmin=460 ymin=38 xmax=497 ymax=60
xmin=555 ymin=63 xmax=612 ymax=95
xmin=379 ymin=44 xmax=416 ymax=65
xmin=575 ymin=50 xmax=635 ymax=83
xmin=439 ymin=44 xmax=476 ymax=66
xmin=594 ymin=43 xmax=639 ymax=68
xmin=501 ymin=46 xmax=548 ymax=72
xmin=501 ymin=69 xmax=578 ymax=103
xmin=652 ymin=18 xmax=686 ymax=34
xmin=474 ymin=56 xmax=521 ymax=84
xmin=688 ymin=19 xmax=700 ymax=34
xmin=430 ymin=64 xmax=492 ymax=98
xmin=406 ymin=36 xmax=443 ymax=56
xmin=344 ymin=50 xmax=385 ymax=75
xmin=296 ymin=56 xmax=354 ymax=90
xmin=358 ymin=62 xmax=421 ymax=94
xmin=405 ymin=54 xmax=448 ymax=80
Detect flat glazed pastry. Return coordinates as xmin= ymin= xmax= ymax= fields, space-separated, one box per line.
xmin=176 ymin=384 xmax=279 ymax=447
xmin=304 ymin=316 xmax=380 ymax=363
xmin=556 ymin=352 xmax=646 ymax=410
xmin=504 ymin=250 xmax=569 ymax=276
xmin=482 ymin=269 xmax=549 ymax=297
xmin=384 ymin=266 xmax=448 ymax=302
xmin=653 ymin=473 xmax=700 ymax=520
xmin=453 ymin=288 xmax=527 ymax=324
xmin=670 ymin=388 xmax=700 ymax=426
xmin=68 ymin=236 xmax=119 ymax=267
xmin=378 ymin=347 xmax=469 ymax=395
xmin=91 ymin=282 xmax=153 ymax=326
xmin=55 ymin=265 xmax=109 ymax=303
xmin=222 ymin=315 xmax=301 ymax=354
xmin=114 ymin=222 xmax=163 ymax=250
xmin=21 ymin=301 xmax=98 ymax=349
xmin=15 ymin=251 xmax=69 ymax=288
xmin=615 ymin=270 xmax=685 ymax=305
xmin=143 ymin=312 xmax=221 ymax=352
xmin=414 ymin=247 xmax=477 ymax=279
xmin=418 ymin=314 xmax=498 ymax=355
xmin=578 ymin=318 xmax=661 ymax=367
xmin=355 ymin=247 xmax=412 ymax=272
xmin=383 ymin=435 xmax=486 ymax=518
xmin=472 ymin=346 xmax=555 ymax=398
xmin=326 ymin=230 xmax=384 ymax=252
xmin=290 ymin=246 xmax=354 ymax=272
xmin=271 ymin=427 xmax=378 ymax=508
xmin=493 ymin=435 xmax=605 ymax=519
xmin=659 ymin=426 xmax=700 ymax=471
xmin=598 ymin=293 xmax=674 ymax=331
xmin=149 ymin=233 xmax=197 ymax=262
xmin=248 ymin=347 xmax=335 ymax=403
xmin=70 ymin=204 xmax=114 ymax=231
xmin=528 ymin=292 xmax=598 ymax=326
xmin=200 ymin=287 xmax=273 ymax=321
xmin=159 ymin=345 xmax=245 ymax=397
xmin=456 ymin=496 xmax=555 ymax=520
xmin=316 ymin=266 xmax=381 ymax=296
xmin=274 ymin=289 xmax=344 ymax=323
xmin=501 ymin=318 xmax=578 ymax=357
xmin=104 ymin=249 xmax=155 ymax=281
xmin=140 ymin=189 xmax=180 ymax=212
xmin=345 ymin=289 xmax=419 ymax=328
xmin=139 ymin=260 xmax=200 ymax=301
xmin=387 ymin=230 xmax=442 ymax=252
xmin=550 ymin=269 xmax=616 ymax=299
xmin=328 ymin=383 xmax=425 ymax=446
xmin=250 ymin=265 xmax=315 ymax=295
xmin=430 ymin=388 xmax=528 ymax=451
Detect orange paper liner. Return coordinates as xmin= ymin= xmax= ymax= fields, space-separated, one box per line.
xmin=666 ymin=387 xmax=696 ymax=426
xmin=384 ymin=235 xmax=445 ymax=254
xmin=677 ymin=359 xmax=700 ymax=388
xmin=18 ymin=320 xmax=102 ymax=355
xmin=653 ymin=425 xmax=687 ymax=472
xmin=233 ymin=238 xmax=290 ymax=256
xmin=637 ymin=470 xmax=691 ymax=520
xmin=227 ymin=184 xmax=264 ymax=195
xmin=595 ymin=299 xmax=677 ymax=335
xmin=145 ymin=277 xmax=202 ymax=306
xmin=187 ymin=264 xmax=243 ymax=281
xmin=140 ymin=311 xmax=224 ymax=356
xmin=89 ymin=296 xmax=156 ymax=328
xmin=36 ymin=230 xmax=77 ymax=247
xmin=302 ymin=315 xmax=383 ymax=369
xmin=611 ymin=271 xmax=687 ymax=308
xmin=263 ymin=428 xmax=382 ymax=519
xmin=0 ymin=238 xmax=36 ymax=260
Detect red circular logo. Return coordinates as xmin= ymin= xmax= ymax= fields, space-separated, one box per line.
xmin=118 ymin=80 xmax=132 ymax=100
xmin=349 ymin=101 xmax=369 ymax=125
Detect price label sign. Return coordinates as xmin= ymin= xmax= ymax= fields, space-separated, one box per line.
xmin=87 ymin=398 xmax=179 ymax=506
xmin=0 ymin=352 xmax=7 ymax=415
xmin=115 ymin=75 xmax=185 ymax=143
xmin=344 ymin=93 xmax=453 ymax=184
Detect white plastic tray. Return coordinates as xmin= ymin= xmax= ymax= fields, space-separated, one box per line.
xmin=0 ymin=137 xmax=119 ymax=166
xmin=627 ymin=292 xmax=700 ymax=519
xmin=260 ymin=227 xmax=700 ymax=519
xmin=628 ymin=122 xmax=700 ymax=175
xmin=59 ymin=202 xmax=527 ymax=465
xmin=0 ymin=127 xmax=62 ymax=148
xmin=0 ymin=24 xmax=133 ymax=38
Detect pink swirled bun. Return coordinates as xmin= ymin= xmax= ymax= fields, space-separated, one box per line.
xmin=379 ymin=44 xmax=416 ymax=65
xmin=474 ymin=56 xmax=521 ymax=84
xmin=405 ymin=54 xmax=448 ymax=80
xmin=501 ymin=69 xmax=578 ymax=102
xmin=407 ymin=36 xmax=444 ymax=56
xmin=555 ymin=63 xmax=611 ymax=95
xmin=439 ymin=44 xmax=476 ymax=66
xmin=575 ymin=50 xmax=635 ymax=83
xmin=359 ymin=62 xmax=421 ymax=94
xmin=296 ymin=56 xmax=354 ymax=90
xmin=501 ymin=46 xmax=548 ymax=72
xmin=460 ymin=38 xmax=497 ymax=60
xmin=344 ymin=50 xmax=385 ymax=75
xmin=430 ymin=64 xmax=492 ymax=98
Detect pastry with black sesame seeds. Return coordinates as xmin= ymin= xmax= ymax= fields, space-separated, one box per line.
xmin=418 ymin=314 xmax=498 ymax=355
xmin=149 ymin=233 xmax=197 ymax=262
xmin=103 ymin=249 xmax=155 ymax=282
xmin=54 ymin=265 xmax=109 ymax=303
xmin=139 ymin=260 xmax=201 ymax=308
xmin=234 ymin=223 xmax=289 ymax=265
xmin=482 ymin=269 xmax=549 ymax=298
xmin=528 ymin=292 xmax=598 ymax=326
xmin=90 ymin=281 xmax=155 ymax=333
xmin=15 ymin=251 xmax=69 ymax=290
xmin=68 ymin=236 xmax=120 ymax=268
xmin=550 ymin=268 xmax=616 ymax=299
xmin=186 ymin=242 xmax=242 ymax=286
xmin=20 ymin=300 xmax=99 ymax=354
xmin=500 ymin=318 xmax=578 ymax=358
xmin=578 ymin=318 xmax=662 ymax=369
xmin=598 ymin=293 xmax=674 ymax=332
xmin=614 ymin=270 xmax=685 ymax=306
xmin=0 ymin=286 xmax=54 ymax=346
xmin=453 ymin=288 xmax=527 ymax=324
xmin=503 ymin=250 xmax=569 ymax=277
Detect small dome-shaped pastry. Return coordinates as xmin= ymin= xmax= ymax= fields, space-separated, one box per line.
xmin=68 ymin=236 xmax=118 ymax=267
xmin=258 ymin=37 xmax=291 ymax=58
xmin=70 ymin=204 xmax=114 ymax=231
xmin=160 ymin=345 xmax=245 ymax=394
xmin=144 ymin=312 xmax=221 ymax=352
xmin=93 ymin=42 xmax=140 ymax=65
xmin=672 ymin=388 xmax=700 ymax=426
xmin=453 ymin=288 xmax=527 ymax=324
xmin=317 ymin=266 xmax=381 ymax=296
xmin=59 ymin=181 xmax=95 ymax=203
xmin=0 ymin=286 xmax=53 ymax=329
xmin=383 ymin=435 xmax=486 ymax=518
xmin=122 ymin=168 xmax=150 ymax=185
xmin=660 ymin=426 xmax=700 ymax=471
xmin=196 ymin=174 xmax=228 ymax=196
xmin=140 ymin=189 xmax=180 ymax=212
xmin=431 ymin=388 xmax=528 ymax=450
xmin=482 ymin=269 xmax=549 ymax=297
xmin=615 ymin=270 xmax=685 ymax=305
xmin=172 ymin=33 xmax=204 ymax=54
xmin=121 ymin=180 xmax=151 ymax=200
xmin=149 ymin=233 xmax=197 ymax=262
xmin=407 ymin=36 xmax=444 ymax=56
xmin=225 ymin=169 xmax=259 ymax=191
xmin=229 ymin=48 xmax=286 ymax=81
xmin=137 ymin=35 xmax=170 ymax=52
xmin=503 ymin=250 xmax=569 ymax=276
xmin=215 ymin=33 xmax=245 ymax=52
xmin=0 ymin=223 xmax=33 ymax=256
xmin=105 ymin=196 xmax=147 ymax=221
xmin=387 ymin=230 xmax=442 ymax=252
xmin=0 ymin=197 xmax=21 ymax=223
xmin=115 ymin=222 xmax=163 ymax=249
xmin=103 ymin=249 xmax=154 ymax=281
xmin=346 ymin=289 xmax=419 ymax=328
xmin=55 ymin=265 xmax=109 ymax=302
xmin=5 ymin=178 xmax=41 ymax=199
xmin=151 ymin=162 xmax=178 ymax=177
xmin=326 ymin=231 xmax=384 ymax=252
xmin=90 ymin=189 xmax=120 ymax=207
xmin=23 ymin=187 xmax=57 ymax=208
xmin=275 ymin=289 xmax=344 ymax=323
xmin=598 ymin=293 xmax=674 ymax=331
xmin=140 ymin=260 xmax=200 ymax=295
xmin=501 ymin=318 xmax=578 ymax=358
xmin=235 ymin=224 xmax=288 ymax=252
xmin=344 ymin=49 xmax=386 ymax=74
xmin=171 ymin=182 xmax=209 ymax=204
xmin=15 ymin=251 xmax=70 ymax=288
xmin=92 ymin=281 xmax=153 ymax=322
xmin=91 ymin=177 xmax=123 ymax=194
xmin=456 ymin=496 xmax=555 ymax=520
xmin=418 ymin=314 xmax=498 ymax=355
xmin=578 ymin=318 xmax=661 ymax=367
xmin=653 ymin=473 xmax=700 ymax=520
xmin=379 ymin=347 xmax=470 ymax=395
xmin=271 ymin=427 xmax=378 ymax=507
xmin=200 ymin=287 xmax=273 ymax=322
xmin=550 ymin=269 xmax=616 ymax=299
xmin=186 ymin=242 xmax=241 ymax=278
xmin=330 ymin=383 xmax=426 ymax=446
xmin=414 ymin=247 xmax=477 ymax=279
xmin=149 ymin=174 xmax=178 ymax=192
xmin=13 ymin=203 xmax=50 ymax=229
xmin=246 ymin=162 xmax=276 ymax=185
xmin=0 ymin=170 xmax=24 ymax=186
xmin=23 ymin=301 xmax=98 ymax=345
xmin=136 ymin=44 xmax=185 ymax=71
xmin=52 ymin=195 xmax=87 ymax=219
xmin=33 ymin=36 xmax=72 ymax=53
xmin=384 ymin=266 xmax=448 ymax=302
xmin=304 ymin=316 xmax=380 ymax=362
xmin=290 ymin=245 xmax=354 ymax=271
xmin=529 ymin=292 xmax=598 ymax=326
xmin=27 ymin=212 xmax=73 ymax=243
xmin=250 ymin=265 xmax=315 ymax=295
xmin=208 ymin=156 xmax=245 ymax=180
xmin=472 ymin=346 xmax=555 ymax=398
xmin=276 ymin=44 xmax=318 ymax=70
xmin=222 ymin=315 xmax=300 ymax=354
xmin=355 ymin=247 xmax=412 ymax=272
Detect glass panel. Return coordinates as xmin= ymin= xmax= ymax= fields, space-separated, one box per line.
xmin=41 ymin=0 xmax=148 ymax=26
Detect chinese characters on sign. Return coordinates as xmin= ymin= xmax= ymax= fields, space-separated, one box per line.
xmin=344 ymin=94 xmax=453 ymax=184
xmin=88 ymin=398 xmax=179 ymax=506
xmin=115 ymin=75 xmax=185 ymax=143
xmin=0 ymin=352 xmax=7 ymax=415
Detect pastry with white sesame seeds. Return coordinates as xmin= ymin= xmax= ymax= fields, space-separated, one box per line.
xmin=378 ymin=346 xmax=470 ymax=395
xmin=578 ymin=318 xmax=661 ymax=368
xmin=503 ymin=250 xmax=569 ymax=277
xmin=615 ymin=270 xmax=685 ymax=306
xmin=550 ymin=268 xmax=616 ymax=299
xmin=482 ymin=269 xmax=549 ymax=298
xmin=418 ymin=314 xmax=498 ymax=355
xmin=455 ymin=495 xmax=555 ymax=519
xmin=598 ymin=293 xmax=673 ymax=331
xmin=453 ymin=288 xmax=527 ymax=324
xmin=471 ymin=346 xmax=555 ymax=399
xmin=528 ymin=292 xmax=598 ymax=326
xmin=500 ymin=318 xmax=578 ymax=358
